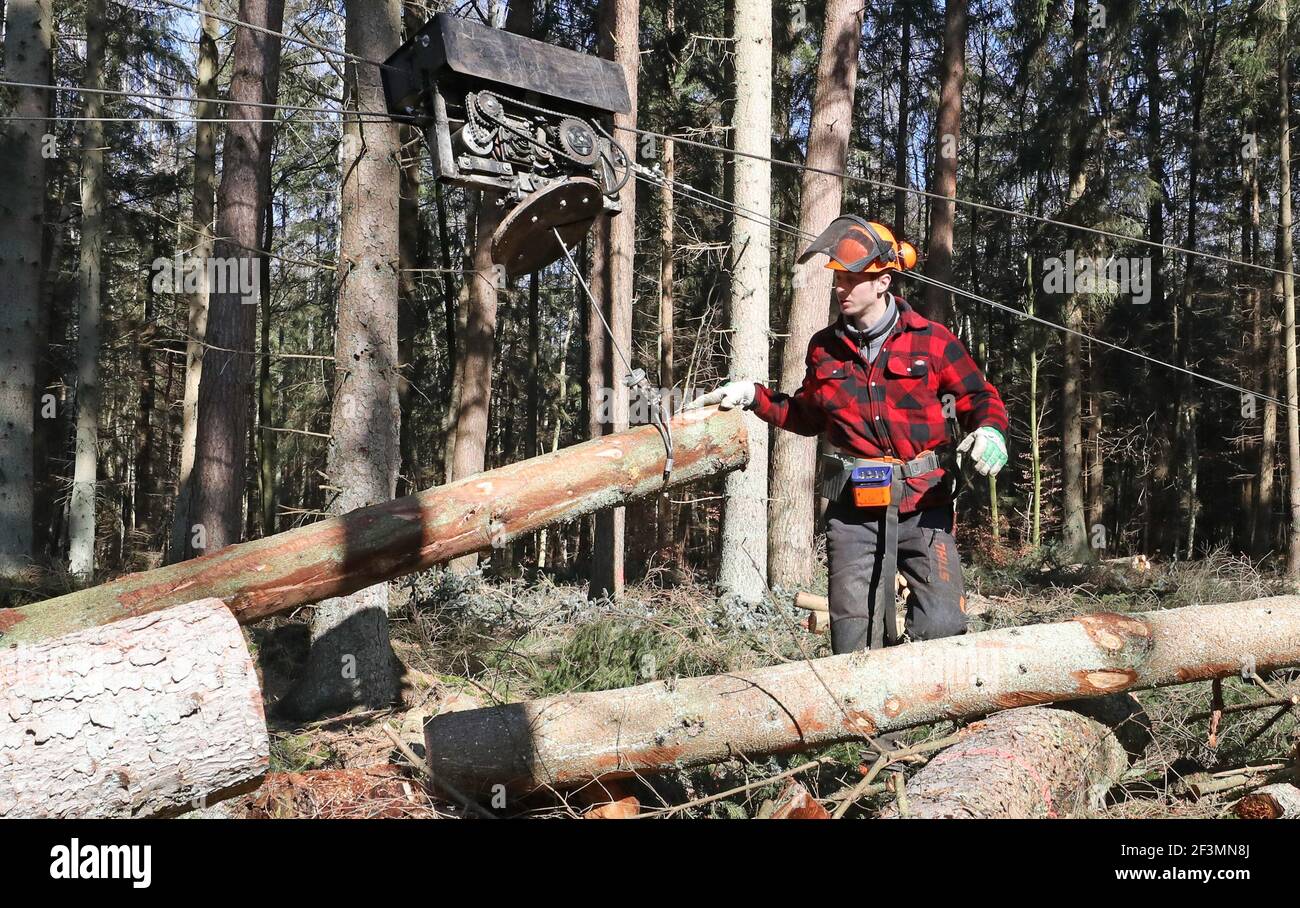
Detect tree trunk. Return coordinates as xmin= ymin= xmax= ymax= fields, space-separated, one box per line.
xmin=587 ymin=0 xmax=638 ymax=600
xmin=1060 ymin=0 xmax=1092 ymax=561
xmin=282 ymin=0 xmax=405 ymax=720
xmin=719 ymin=0 xmax=771 ymax=603
xmin=1175 ymin=12 xmax=1218 ymax=559
xmin=257 ymin=191 xmax=276 ymax=536
xmin=0 ymin=0 xmax=53 ymax=577
xmin=448 ymin=193 xmax=501 ymax=573
xmin=657 ymin=131 xmax=676 ymax=556
xmin=169 ymin=0 xmax=221 ymax=562
xmin=1280 ymin=0 xmax=1300 ymax=578
xmin=920 ymin=0 xmax=966 ymax=325
xmin=68 ymin=0 xmax=107 ymax=582
xmin=189 ymin=0 xmax=286 ymax=556
xmin=134 ymin=233 xmax=160 ymax=544
xmin=893 ymin=0 xmax=911 ymax=234
xmin=878 ymin=706 xmax=1133 ymax=818
xmin=2 ymin=409 xmax=749 ymax=646
xmin=768 ymin=0 xmax=864 ymax=592
xmin=0 ymin=598 xmax=268 ymax=819
xmin=422 ymin=597 xmax=1300 ymax=793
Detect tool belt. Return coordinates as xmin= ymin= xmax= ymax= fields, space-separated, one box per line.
xmin=817 ymin=448 xmax=942 ymax=504
xmin=818 ymin=448 xmax=944 ymax=651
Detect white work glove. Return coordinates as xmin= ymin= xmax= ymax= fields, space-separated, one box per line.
xmin=686 ymin=380 xmax=757 ymax=411
xmin=957 ymin=426 xmax=1008 ymax=477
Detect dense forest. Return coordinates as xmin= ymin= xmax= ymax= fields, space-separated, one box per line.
xmin=0 ymin=0 xmax=1298 ymax=821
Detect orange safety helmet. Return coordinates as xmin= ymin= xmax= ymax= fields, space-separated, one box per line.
xmin=798 ymin=215 xmax=918 ymax=274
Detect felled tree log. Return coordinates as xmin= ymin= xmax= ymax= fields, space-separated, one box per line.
xmin=1 ymin=408 xmax=746 ymax=646
xmin=0 ymin=598 xmax=268 ymax=818
xmin=1235 ymin=783 xmax=1300 ymax=819
xmin=424 ymin=597 xmax=1300 ymax=793
xmin=878 ymin=706 xmax=1131 ymax=818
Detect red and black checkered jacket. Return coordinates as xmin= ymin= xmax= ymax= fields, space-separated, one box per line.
xmin=750 ymin=295 xmax=1008 ymax=513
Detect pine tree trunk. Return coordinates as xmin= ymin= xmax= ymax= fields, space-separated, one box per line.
xmin=257 ymin=196 xmax=276 ymax=536
xmin=0 ymin=598 xmax=268 ymax=819
xmin=134 ymin=233 xmax=160 ymax=545
xmin=396 ymin=120 xmax=423 ymax=497
xmin=448 ymin=192 xmax=500 ymax=573
xmin=768 ymin=0 xmax=863 ymax=591
xmin=1260 ymin=294 xmax=1282 ymax=558
xmin=893 ymin=1 xmax=911 ymax=234
xmin=0 ymin=0 xmax=53 ymax=577
xmin=1060 ymin=0 xmax=1092 ymax=561
xmin=920 ymin=0 xmax=966 ymax=325
xmin=586 ymin=0 xmax=638 ymax=600
xmin=1280 ymin=0 xmax=1300 ymax=578
xmin=68 ymin=0 xmax=107 ymax=582
xmin=170 ymin=0 xmax=221 ymax=562
xmin=190 ymin=0 xmax=285 ymax=557
xmin=657 ymin=130 xmax=676 ymax=555
xmin=719 ymin=0 xmax=771 ymax=603
xmin=1175 ymin=12 xmax=1217 ymax=559
xmin=283 ymin=0 xmax=404 ymax=720
xmin=1241 ymin=118 xmax=1262 ymax=550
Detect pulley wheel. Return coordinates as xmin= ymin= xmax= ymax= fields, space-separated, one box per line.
xmin=491 ymin=177 xmax=606 ymax=279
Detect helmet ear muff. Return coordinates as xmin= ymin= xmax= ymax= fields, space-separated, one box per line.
xmin=898 ymin=242 xmax=918 ymax=271
xmin=861 ymin=221 xmax=896 ymax=263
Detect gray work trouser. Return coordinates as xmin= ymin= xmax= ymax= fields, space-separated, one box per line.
xmin=825 ymin=500 xmax=968 ymax=654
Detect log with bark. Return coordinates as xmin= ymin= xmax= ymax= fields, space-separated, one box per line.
xmin=423 ymin=597 xmax=1300 ymax=793
xmin=1 ymin=408 xmax=747 ymax=646
xmin=0 ymin=598 xmax=268 ymax=818
xmin=877 ymin=705 xmax=1136 ymax=818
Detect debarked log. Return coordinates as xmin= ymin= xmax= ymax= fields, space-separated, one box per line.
xmin=423 ymin=597 xmax=1300 ymax=793
xmin=0 ymin=598 xmax=268 ymax=818
xmin=1 ymin=408 xmax=748 ymax=646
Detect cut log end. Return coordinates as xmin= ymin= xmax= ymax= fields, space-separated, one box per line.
xmin=1235 ymin=783 xmax=1300 ymax=819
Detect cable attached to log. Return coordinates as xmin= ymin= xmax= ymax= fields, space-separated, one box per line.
xmin=550 ymin=227 xmax=674 ymax=481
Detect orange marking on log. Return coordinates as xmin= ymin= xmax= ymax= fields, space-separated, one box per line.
xmin=841 ymin=709 xmax=878 ymax=735
xmin=793 ymin=706 xmax=828 ymax=735
xmin=1072 ymin=668 xmax=1138 ymax=692
xmin=1176 ymin=662 xmax=1240 ymax=683
xmin=585 ymin=743 xmax=688 ymax=776
xmin=1072 ymin=612 xmax=1151 ymax=651
xmin=991 ymin=690 xmax=1059 ymax=709
xmin=0 ymin=609 xmax=27 ymax=632
xmin=882 ymin=696 xmax=903 ymax=717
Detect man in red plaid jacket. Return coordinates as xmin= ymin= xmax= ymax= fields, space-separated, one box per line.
xmin=691 ymin=217 xmax=1008 ymax=655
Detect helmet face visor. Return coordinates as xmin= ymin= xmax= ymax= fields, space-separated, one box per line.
xmin=797 ymin=216 xmax=895 ymax=272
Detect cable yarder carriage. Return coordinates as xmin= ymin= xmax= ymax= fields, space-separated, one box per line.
xmin=382 ymin=13 xmax=633 ymax=278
